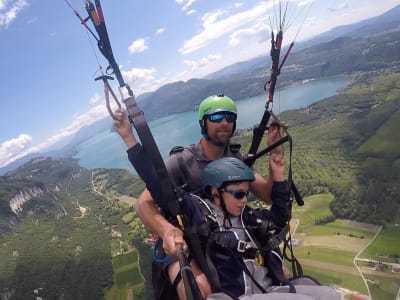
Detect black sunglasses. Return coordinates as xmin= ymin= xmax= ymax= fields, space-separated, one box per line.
xmin=207 ymin=113 xmax=236 ymax=123
xmin=220 ymin=189 xmax=249 ymax=200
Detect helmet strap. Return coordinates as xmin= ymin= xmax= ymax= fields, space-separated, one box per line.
xmin=217 ymin=189 xmax=232 ymax=229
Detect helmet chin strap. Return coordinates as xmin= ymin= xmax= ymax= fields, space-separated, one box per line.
xmin=217 ymin=189 xmax=232 ymax=229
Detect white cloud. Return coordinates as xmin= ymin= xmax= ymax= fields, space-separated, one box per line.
xmin=46 ymin=105 xmax=108 ymax=145
xmin=0 ymin=0 xmax=28 ymax=27
xmin=176 ymin=0 xmax=197 ymax=12
xmin=122 ymin=67 xmax=157 ymax=84
xmin=234 ymin=3 xmax=244 ymax=8
xmin=179 ymin=2 xmax=267 ymax=54
xmin=328 ymin=2 xmax=349 ymax=12
xmin=121 ymin=67 xmax=159 ymax=94
xmin=128 ymin=38 xmax=149 ymax=54
xmin=186 ymin=9 xmax=196 ymax=16
xmin=183 ymin=54 xmax=221 ymax=71
xmin=156 ymin=27 xmax=165 ymax=35
xmin=297 ymin=0 xmax=315 ymax=6
xmin=89 ymin=93 xmax=101 ymax=104
xmin=228 ymin=21 xmax=268 ymax=47
xmin=0 ymin=104 xmax=110 ymax=168
xmin=0 ymin=134 xmax=32 ymax=167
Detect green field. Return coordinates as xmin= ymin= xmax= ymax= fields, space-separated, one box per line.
xmin=300 ymin=265 xmax=367 ymax=294
xmin=292 ymin=193 xmax=335 ymax=233
xmin=105 ymin=249 xmax=145 ymax=299
xmin=294 ymin=247 xmax=355 ymax=267
xmin=285 ymin=193 xmax=399 ymax=299
xmin=361 ymin=225 xmax=400 ymax=263
xmin=366 ymin=274 xmax=400 ymax=300
xmin=309 ymin=219 xmax=376 ymax=239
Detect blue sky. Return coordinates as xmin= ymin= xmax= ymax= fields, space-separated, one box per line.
xmin=0 ymin=0 xmax=398 ymax=168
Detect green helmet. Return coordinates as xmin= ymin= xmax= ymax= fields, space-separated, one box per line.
xmin=202 ymin=157 xmax=255 ymax=189
xmin=198 ymin=94 xmax=237 ymax=120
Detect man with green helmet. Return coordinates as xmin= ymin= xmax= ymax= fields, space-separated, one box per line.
xmin=198 ymin=94 xmax=238 ymax=144
xmin=135 ymin=94 xmax=281 ymax=250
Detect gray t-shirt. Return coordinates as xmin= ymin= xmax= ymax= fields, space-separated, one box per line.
xmin=165 ymin=141 xmax=243 ymax=194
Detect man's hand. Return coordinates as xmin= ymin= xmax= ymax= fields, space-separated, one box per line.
xmin=269 ymin=152 xmax=285 ymax=182
xmin=267 ymin=120 xmax=287 ymax=145
xmin=162 ymin=227 xmax=188 ymax=256
xmin=113 ymin=108 xmax=137 ymax=148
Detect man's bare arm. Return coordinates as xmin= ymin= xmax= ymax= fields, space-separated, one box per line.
xmin=135 ymin=189 xmax=187 ymax=255
xmin=250 ymin=173 xmax=273 ymax=205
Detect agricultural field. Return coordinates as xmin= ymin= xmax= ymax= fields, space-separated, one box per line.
xmin=105 ymin=244 xmax=145 ymax=299
xmin=288 ymin=193 xmax=400 ymax=299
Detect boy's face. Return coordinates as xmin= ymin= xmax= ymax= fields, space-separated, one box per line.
xmin=220 ymin=181 xmax=250 ymax=217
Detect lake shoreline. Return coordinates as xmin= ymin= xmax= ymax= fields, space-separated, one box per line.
xmin=73 ymin=75 xmax=352 ymax=172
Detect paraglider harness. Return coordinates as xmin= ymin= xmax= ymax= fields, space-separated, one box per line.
xmin=66 ymin=1 xmax=318 ymax=299
xmin=151 ymin=186 xmax=296 ymax=300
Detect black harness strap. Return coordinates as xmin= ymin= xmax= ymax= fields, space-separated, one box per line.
xmin=85 ymin=0 xmax=125 ymax=88
xmin=208 ymin=224 xmax=289 ymax=259
xmin=124 ymin=97 xmax=181 ymax=215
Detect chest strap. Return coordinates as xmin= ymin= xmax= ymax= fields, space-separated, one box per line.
xmin=209 ymin=224 xmax=289 ymax=258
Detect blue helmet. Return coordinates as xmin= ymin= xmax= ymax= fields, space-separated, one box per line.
xmin=202 ymin=157 xmax=255 ymax=189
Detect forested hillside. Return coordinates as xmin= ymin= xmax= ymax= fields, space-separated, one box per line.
xmin=265 ymin=71 xmax=399 ymax=224
xmin=0 ymin=158 xmax=148 ymax=299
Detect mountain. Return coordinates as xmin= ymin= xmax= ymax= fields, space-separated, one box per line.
xmin=137 ymin=5 xmax=400 ymax=120
xmin=314 ymin=4 xmax=400 ymax=41
xmin=208 ymin=4 xmax=400 ymax=78
xmin=294 ymin=4 xmax=400 ymax=51
xmin=136 ymin=29 xmax=400 ymax=120
xmin=204 ymin=55 xmax=267 ymax=81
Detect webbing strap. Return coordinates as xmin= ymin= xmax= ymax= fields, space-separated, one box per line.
xmin=247 ymin=109 xmax=271 ymax=160
xmin=209 ymin=224 xmax=289 ymax=259
xmin=85 ymin=0 xmax=125 ymax=87
xmin=245 ymin=126 xmax=304 ymax=207
xmin=124 ymin=96 xmax=181 ymax=216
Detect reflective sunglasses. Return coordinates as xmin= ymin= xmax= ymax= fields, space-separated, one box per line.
xmin=220 ymin=189 xmax=249 ymax=200
xmin=207 ymin=113 xmax=236 ymax=123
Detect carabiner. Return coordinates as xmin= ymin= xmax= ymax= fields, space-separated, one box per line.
xmin=95 ymin=75 xmax=121 ymax=120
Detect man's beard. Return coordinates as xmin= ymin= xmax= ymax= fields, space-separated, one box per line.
xmin=208 ymin=129 xmax=232 ymax=147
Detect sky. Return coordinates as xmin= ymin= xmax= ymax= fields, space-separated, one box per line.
xmin=0 ymin=0 xmax=399 ymax=169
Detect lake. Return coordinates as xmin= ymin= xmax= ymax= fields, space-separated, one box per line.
xmin=73 ymin=76 xmax=351 ymax=173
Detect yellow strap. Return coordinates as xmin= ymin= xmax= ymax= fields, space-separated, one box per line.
xmin=176 ymin=215 xmax=184 ymax=229
xmin=254 ymin=251 xmax=264 ymax=266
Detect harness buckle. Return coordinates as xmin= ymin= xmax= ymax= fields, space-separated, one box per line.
xmin=267 ymin=236 xmax=281 ymax=249
xmin=237 ymin=240 xmax=247 ymax=253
